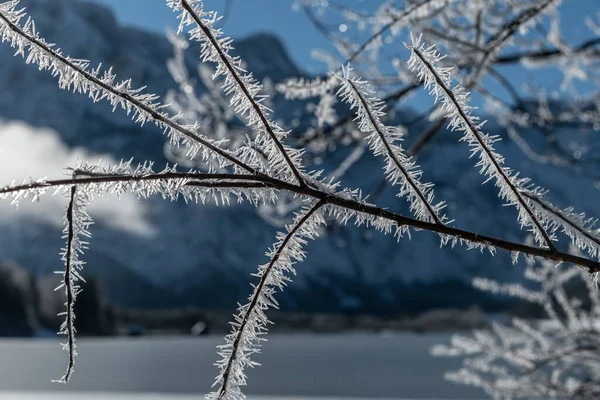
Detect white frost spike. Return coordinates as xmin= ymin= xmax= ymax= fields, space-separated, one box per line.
xmin=0 ymin=160 xmax=277 ymax=208
xmin=166 ymin=0 xmax=306 ymax=186
xmin=315 ymin=92 xmax=338 ymax=129
xmin=405 ymin=34 xmax=555 ymax=248
xmin=276 ymin=74 xmax=339 ymax=100
xmin=74 ymin=160 xmax=276 ymax=206
xmin=207 ymin=200 xmax=326 ymax=400
xmin=335 ymin=65 xmax=447 ymax=225
xmin=511 ymin=251 xmax=520 ymax=265
xmin=0 ymin=176 xmax=60 ymax=207
xmin=54 ymin=186 xmax=93 ymax=383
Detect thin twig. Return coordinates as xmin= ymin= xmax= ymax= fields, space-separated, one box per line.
xmin=217 ymin=198 xmax=326 ymax=398
xmin=347 ymin=79 xmax=442 ymax=224
xmin=496 ymin=36 xmax=600 ymax=64
xmin=523 ymin=191 xmax=600 ymax=249
xmin=345 ymin=0 xmax=437 ymax=65
xmin=411 ymin=45 xmax=558 ymax=252
xmin=60 ymin=186 xmax=77 ymax=383
xmin=181 ymin=0 xmax=307 ymax=188
xmin=297 ymin=83 xmax=420 ymax=147
xmin=299 ymin=0 xmax=437 ymax=82
xmin=469 ymin=0 xmax=557 ymax=84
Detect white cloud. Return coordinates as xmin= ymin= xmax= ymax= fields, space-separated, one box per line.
xmin=0 ymin=120 xmax=154 ymax=236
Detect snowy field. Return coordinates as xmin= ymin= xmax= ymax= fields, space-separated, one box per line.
xmin=0 ymin=333 xmax=486 ymax=399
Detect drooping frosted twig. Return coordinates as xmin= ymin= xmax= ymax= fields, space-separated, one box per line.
xmin=53 ymin=185 xmax=92 ymax=383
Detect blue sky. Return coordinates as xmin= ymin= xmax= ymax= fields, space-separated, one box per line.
xmin=89 ymin=0 xmax=600 ymax=102
xmin=90 ymin=0 xmax=339 ymax=73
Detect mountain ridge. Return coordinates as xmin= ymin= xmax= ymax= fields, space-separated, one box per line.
xmin=0 ymin=0 xmax=596 ymax=314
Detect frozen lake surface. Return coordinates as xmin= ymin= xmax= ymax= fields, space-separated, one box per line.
xmin=0 ymin=333 xmax=486 ymax=399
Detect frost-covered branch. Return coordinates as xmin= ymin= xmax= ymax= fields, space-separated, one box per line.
xmin=209 ymin=199 xmax=326 ymax=399
xmin=2 ymin=166 xmax=600 ymax=273
xmin=169 ymin=0 xmax=307 ymax=187
xmin=435 ymin=257 xmax=600 ymax=399
xmin=53 ymin=184 xmax=92 ymax=383
xmin=1 ymin=0 xmax=600 ymax=397
xmin=407 ymin=35 xmax=557 ymax=250
xmin=295 ymin=82 xmax=420 ymax=148
xmin=336 ymin=66 xmax=447 ymax=225
xmin=0 ymin=1 xmax=253 ymax=174
xmin=0 ymin=163 xmax=278 ymax=207
xmin=468 ymin=0 xmax=559 ymax=84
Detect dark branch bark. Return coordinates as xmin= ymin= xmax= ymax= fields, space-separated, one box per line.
xmin=496 ymin=37 xmax=600 ymax=64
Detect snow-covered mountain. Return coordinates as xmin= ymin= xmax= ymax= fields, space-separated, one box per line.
xmin=0 ymin=0 xmax=596 ymax=313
